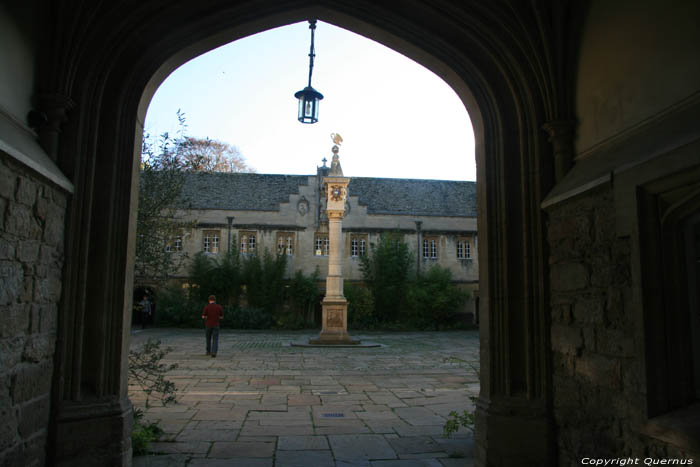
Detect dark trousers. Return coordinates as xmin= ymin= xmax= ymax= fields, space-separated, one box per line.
xmin=205 ymin=326 xmax=219 ymax=355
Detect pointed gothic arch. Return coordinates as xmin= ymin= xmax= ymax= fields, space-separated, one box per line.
xmin=39 ymin=2 xmax=579 ymax=465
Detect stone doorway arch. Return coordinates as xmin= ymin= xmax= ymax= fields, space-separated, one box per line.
xmin=42 ymin=3 xmax=578 ymax=465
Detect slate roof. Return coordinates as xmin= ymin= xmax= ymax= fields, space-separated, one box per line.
xmin=179 ymin=172 xmax=310 ymax=211
xmin=348 ymin=177 xmax=477 ymax=217
xmin=179 ymin=172 xmax=477 ymax=217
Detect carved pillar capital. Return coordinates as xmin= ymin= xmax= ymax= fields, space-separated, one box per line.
xmin=542 ymin=120 xmax=575 ymax=182
xmin=36 ymin=93 xmax=75 ymax=161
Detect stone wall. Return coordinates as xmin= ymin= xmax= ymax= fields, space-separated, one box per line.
xmin=0 ymin=153 xmax=66 ymax=466
xmin=548 ymin=186 xmax=696 ymax=464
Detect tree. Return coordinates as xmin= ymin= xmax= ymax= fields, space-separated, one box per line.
xmin=178 ymin=137 xmax=255 ymax=173
xmin=135 ymin=111 xmax=254 ymax=283
xmin=135 ymin=111 xmax=194 ymax=282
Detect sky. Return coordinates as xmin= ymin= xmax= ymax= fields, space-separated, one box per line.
xmin=145 ymin=21 xmax=476 ymax=181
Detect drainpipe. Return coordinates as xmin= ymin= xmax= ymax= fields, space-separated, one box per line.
xmin=415 ymin=220 xmax=422 ymax=276
xmin=227 ymin=216 xmax=234 ymax=253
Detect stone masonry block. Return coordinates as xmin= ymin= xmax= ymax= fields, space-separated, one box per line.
xmin=591 ymin=264 xmax=615 ymax=288
xmin=22 ymin=334 xmax=55 ymax=364
xmin=39 ymin=244 xmax=56 ymax=265
xmin=34 ymin=265 xmax=47 ymax=279
xmin=550 ymin=263 xmax=588 ymax=292
xmin=34 ymin=195 xmax=48 ymax=220
xmin=11 ymin=361 xmax=53 ymax=404
xmin=0 ymin=391 xmax=20 ymax=452
xmin=0 ymin=336 xmax=25 ymax=378
xmin=0 ymin=304 xmax=29 ymax=338
xmin=22 ymin=275 xmax=34 ymax=303
xmin=43 ymin=208 xmax=64 ymax=247
xmin=605 ymin=287 xmax=624 ymax=325
xmin=15 ymin=177 xmax=37 ymax=206
xmin=573 ymin=297 xmax=604 ymax=325
xmin=52 ymin=191 xmax=67 ymax=210
xmin=18 ymin=241 xmax=40 ymax=264
xmin=17 ymin=395 xmax=50 ymax=438
xmin=548 ymin=214 xmax=591 ymax=243
xmin=596 ymin=329 xmax=634 ymax=357
xmin=551 ymin=324 xmax=582 ymax=355
xmin=575 ymin=353 xmax=621 ymax=389
xmin=0 ymin=261 xmax=23 ymax=305
xmin=552 ymin=374 xmax=580 ymax=408
xmin=0 ymin=164 xmax=16 ymax=199
xmin=582 ymin=327 xmax=596 ymax=351
xmin=40 ymin=304 xmax=57 ymax=333
xmin=0 ymin=197 xmax=6 ymax=230
xmin=0 ymin=238 xmax=16 ymax=260
xmin=30 ymin=305 xmax=41 ymax=334
xmin=33 ymin=275 xmax=62 ymax=303
xmin=23 ymin=431 xmax=48 ymax=467
xmin=5 ymin=204 xmax=41 ymax=240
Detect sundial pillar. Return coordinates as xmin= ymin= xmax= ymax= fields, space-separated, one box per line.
xmin=311 ymin=135 xmax=357 ymax=345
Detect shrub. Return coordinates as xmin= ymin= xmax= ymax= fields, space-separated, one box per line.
xmin=276 ymin=312 xmax=309 ymax=330
xmin=286 ymin=268 xmax=321 ymax=326
xmin=242 ymin=250 xmax=287 ymax=314
xmin=345 ymin=283 xmax=377 ymax=329
xmin=223 ymin=306 xmax=275 ymax=329
xmin=188 ymin=251 xmax=241 ymax=306
xmin=359 ymin=232 xmax=413 ymax=323
xmin=131 ymin=408 xmax=164 ymax=456
xmin=209 ymin=251 xmax=242 ymax=306
xmin=155 ymin=284 xmax=201 ymax=327
xmin=406 ymin=265 xmax=468 ymax=329
xmin=187 ymin=252 xmax=215 ymax=302
xmin=442 ymin=396 xmax=477 ymax=437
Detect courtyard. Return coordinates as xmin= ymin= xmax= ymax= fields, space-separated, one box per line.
xmin=129 ymin=328 xmax=479 ymax=466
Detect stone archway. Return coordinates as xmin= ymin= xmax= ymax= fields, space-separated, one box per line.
xmin=41 ymin=2 xmax=578 ymax=465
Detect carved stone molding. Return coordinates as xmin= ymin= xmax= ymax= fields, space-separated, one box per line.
xmin=542 ymin=120 xmax=575 ymax=182
xmin=297 ymin=196 xmax=309 ymax=216
xmin=36 ymin=93 xmax=75 ymax=162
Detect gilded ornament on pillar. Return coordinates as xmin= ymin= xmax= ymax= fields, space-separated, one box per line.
xmin=329 ymin=185 xmax=345 ymax=202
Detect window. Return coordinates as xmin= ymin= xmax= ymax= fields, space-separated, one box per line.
xmin=423 ymin=236 xmax=438 ymax=259
xmin=166 ymin=236 xmax=183 ymax=252
xmin=203 ymin=230 xmax=220 ymax=253
xmin=457 ymin=237 xmax=471 ymax=259
xmin=240 ymin=231 xmax=256 ymax=254
xmin=315 ymin=234 xmax=329 ymax=256
xmin=277 ymin=232 xmax=295 ymax=255
xmin=350 ymin=234 xmax=368 ymax=257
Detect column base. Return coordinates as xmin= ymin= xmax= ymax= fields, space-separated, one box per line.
xmin=474 ymin=396 xmax=554 ymax=467
xmin=311 ymin=297 xmax=359 ymax=345
xmin=309 ymin=330 xmax=360 ymax=345
xmin=51 ymin=397 xmax=133 ymax=467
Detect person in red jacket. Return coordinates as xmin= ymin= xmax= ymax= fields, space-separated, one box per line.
xmin=201 ymin=295 xmax=223 ymax=357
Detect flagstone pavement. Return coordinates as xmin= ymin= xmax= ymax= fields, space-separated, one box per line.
xmin=130 ymin=328 xmax=479 ymax=467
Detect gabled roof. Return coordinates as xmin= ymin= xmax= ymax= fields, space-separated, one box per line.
xmin=177 ymin=172 xmax=477 ymax=217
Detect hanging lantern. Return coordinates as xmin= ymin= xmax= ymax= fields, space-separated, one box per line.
xmin=294 ymin=20 xmax=324 ymax=124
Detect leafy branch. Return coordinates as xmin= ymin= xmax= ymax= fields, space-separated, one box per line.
xmin=128 ymin=338 xmax=178 ymax=407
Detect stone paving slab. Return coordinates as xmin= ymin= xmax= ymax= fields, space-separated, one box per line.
xmin=130 ymin=329 xmax=479 ymax=466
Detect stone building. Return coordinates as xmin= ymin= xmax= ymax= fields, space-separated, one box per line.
xmin=162 ymin=166 xmax=478 ymax=313
xmin=0 ymin=1 xmax=699 ymax=466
